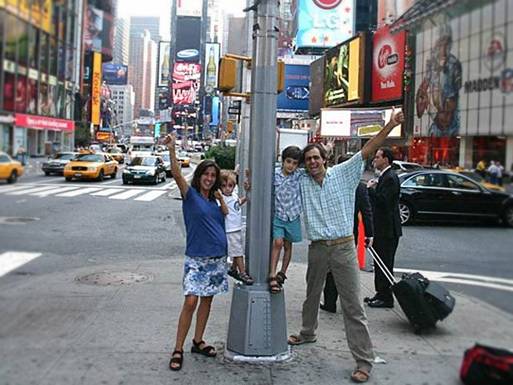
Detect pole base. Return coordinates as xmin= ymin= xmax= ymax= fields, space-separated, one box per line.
xmin=224 ymin=347 xmax=292 ymax=363
xmin=226 ymin=283 xmax=288 ymax=356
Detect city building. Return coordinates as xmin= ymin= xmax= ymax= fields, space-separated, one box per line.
xmin=0 ymin=0 xmax=84 ymax=156
xmin=130 ymin=16 xmax=161 ymax=44
xmin=113 ymin=18 xmax=130 ymax=66
xmin=128 ymin=30 xmax=157 ymax=117
xmin=110 ymin=84 xmax=135 ymax=137
xmin=392 ymin=0 xmax=513 ymax=170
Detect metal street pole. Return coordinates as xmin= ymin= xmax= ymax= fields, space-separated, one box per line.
xmin=225 ymin=0 xmax=289 ymax=360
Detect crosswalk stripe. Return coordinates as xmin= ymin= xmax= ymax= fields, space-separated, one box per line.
xmin=31 ymin=186 xmax=80 ymax=197
xmin=7 ymin=186 xmax=59 ymax=195
xmin=90 ymin=188 xmax=124 ymax=196
xmin=109 ymin=189 xmax=145 ymax=200
xmin=134 ymin=190 xmax=168 ymax=201
xmin=0 ymin=184 xmax=35 ymax=194
xmin=56 ymin=187 xmax=102 ymax=197
xmin=0 ymin=251 xmax=42 ymax=278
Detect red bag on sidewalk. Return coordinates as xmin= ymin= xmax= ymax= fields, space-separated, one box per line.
xmin=460 ymin=344 xmax=513 ymax=385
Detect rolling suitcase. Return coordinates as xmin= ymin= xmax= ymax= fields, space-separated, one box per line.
xmin=367 ymin=246 xmax=455 ymax=333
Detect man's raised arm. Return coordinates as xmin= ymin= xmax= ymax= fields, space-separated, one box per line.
xmin=361 ymin=108 xmax=405 ymax=160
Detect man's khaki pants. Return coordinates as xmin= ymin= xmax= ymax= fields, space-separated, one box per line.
xmin=300 ymin=239 xmax=374 ymax=371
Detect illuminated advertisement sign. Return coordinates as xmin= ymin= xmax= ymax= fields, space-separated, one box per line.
xmin=158 ymin=41 xmax=171 ymax=87
xmin=371 ymin=26 xmax=406 ymax=102
xmin=102 ymin=63 xmax=128 ymax=85
xmin=295 ymin=0 xmax=355 ymax=49
xmin=1 ymin=0 xmax=52 ymax=34
xmin=172 ymin=63 xmax=201 ymax=105
xmin=277 ymin=65 xmax=310 ymax=112
xmin=91 ymin=52 xmax=102 ymax=125
xmin=176 ymin=0 xmax=202 ymax=17
xmin=84 ymin=4 xmax=114 ymax=59
xmin=204 ymin=43 xmax=220 ymax=92
xmin=175 ymin=17 xmax=201 ymax=63
xmin=320 ymin=107 xmax=401 ymax=137
xmin=377 ymin=0 xmax=414 ymax=28
xmin=323 ymin=35 xmax=364 ymax=107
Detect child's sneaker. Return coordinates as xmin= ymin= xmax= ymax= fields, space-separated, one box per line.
xmin=228 ymin=268 xmax=241 ymax=281
xmin=239 ymin=271 xmax=254 ymax=286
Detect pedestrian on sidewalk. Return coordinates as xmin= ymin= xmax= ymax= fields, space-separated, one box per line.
xmin=488 ymin=160 xmax=499 ymax=184
xmin=320 ymin=155 xmax=374 ymax=314
xmin=163 ymin=133 xmax=229 ymax=372
xmin=269 ymin=145 xmax=303 ymax=294
xmin=365 ymin=148 xmax=402 ymax=309
xmin=288 ymin=108 xmax=404 ymax=384
xmin=220 ymin=169 xmax=254 ymax=285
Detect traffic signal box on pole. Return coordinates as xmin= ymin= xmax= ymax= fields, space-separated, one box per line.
xmin=218 ymin=54 xmax=285 ymax=99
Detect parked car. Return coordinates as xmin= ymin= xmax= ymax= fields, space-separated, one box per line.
xmin=42 ymin=152 xmax=77 ymax=175
xmin=0 ymin=151 xmax=24 ymax=183
xmin=63 ymin=152 xmax=118 ymax=181
xmin=122 ymin=156 xmax=167 ymax=185
xmin=398 ymin=170 xmax=513 ymax=227
xmin=392 ymin=160 xmax=424 ymax=173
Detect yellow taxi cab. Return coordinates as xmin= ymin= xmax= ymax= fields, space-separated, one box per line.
xmin=177 ymin=150 xmax=190 ymax=167
xmin=63 ymin=151 xmax=118 ymax=181
xmin=106 ymin=147 xmax=125 ymax=164
xmin=0 ymin=151 xmax=24 ymax=183
xmin=447 ymin=167 xmax=505 ymax=192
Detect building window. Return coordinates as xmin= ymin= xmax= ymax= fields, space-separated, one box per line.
xmin=3 ymin=73 xmax=15 ymax=111
xmin=28 ymin=25 xmax=39 ymax=70
xmin=50 ymin=37 xmax=58 ymax=76
xmin=40 ymin=33 xmax=49 ymax=74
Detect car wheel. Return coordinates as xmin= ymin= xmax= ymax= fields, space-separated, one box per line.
xmin=153 ymin=175 xmax=159 ymax=185
xmin=122 ymin=177 xmax=128 ymax=185
xmin=44 ymin=171 xmax=50 ymax=176
xmin=7 ymin=170 xmax=17 ymax=184
xmin=97 ymin=169 xmax=104 ymax=182
xmin=503 ymin=206 xmax=513 ymax=227
xmin=162 ymin=173 xmax=166 ymax=182
xmin=399 ymin=201 xmax=413 ymax=225
xmin=65 ymin=176 xmax=72 ymax=182
xmin=111 ymin=168 xmax=117 ymax=179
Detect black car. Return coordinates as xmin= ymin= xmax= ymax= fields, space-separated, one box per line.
xmin=398 ymin=170 xmax=513 ymax=227
xmin=42 ymin=152 xmax=77 ymax=175
xmin=122 ymin=156 xmax=167 ymax=185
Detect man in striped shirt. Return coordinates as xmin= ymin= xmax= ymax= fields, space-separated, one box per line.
xmin=288 ymin=109 xmax=404 ymax=384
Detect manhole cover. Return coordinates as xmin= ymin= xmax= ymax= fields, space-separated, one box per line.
xmin=75 ymin=271 xmax=153 ymax=286
xmin=0 ymin=216 xmax=40 ymax=224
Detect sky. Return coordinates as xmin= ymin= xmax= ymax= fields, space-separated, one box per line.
xmin=117 ymin=0 xmax=246 ymax=41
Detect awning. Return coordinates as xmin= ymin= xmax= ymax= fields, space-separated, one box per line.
xmin=390 ymin=0 xmax=457 ymax=33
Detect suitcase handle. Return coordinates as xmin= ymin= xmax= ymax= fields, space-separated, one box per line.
xmin=368 ymin=246 xmax=397 ymax=285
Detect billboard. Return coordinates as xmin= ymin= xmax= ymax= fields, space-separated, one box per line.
xmin=102 ymin=63 xmax=128 ymax=85
xmin=295 ymin=0 xmax=355 ymax=49
xmin=172 ymin=62 xmax=201 ymax=105
xmin=158 ymin=41 xmax=171 ymax=87
xmin=377 ymin=0 xmax=414 ymax=28
xmin=320 ymin=108 xmax=401 ymax=137
xmin=371 ymin=26 xmax=406 ymax=102
xmin=91 ymin=52 xmax=102 ymax=125
xmin=0 ymin=0 xmax=52 ymax=34
xmin=176 ymin=0 xmax=202 ymax=17
xmin=84 ymin=4 xmax=114 ymax=59
xmin=175 ymin=16 xmax=201 ymax=63
xmin=414 ymin=0 xmax=513 ymax=138
xmin=277 ymin=65 xmax=310 ymax=112
xmin=323 ymin=34 xmax=364 ymax=107
xmin=204 ymin=43 xmax=220 ymax=92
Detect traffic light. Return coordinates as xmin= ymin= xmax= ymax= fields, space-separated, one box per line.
xmin=218 ymin=57 xmax=238 ymax=92
xmin=277 ymin=60 xmax=285 ymax=93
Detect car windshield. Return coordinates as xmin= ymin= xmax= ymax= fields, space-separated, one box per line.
xmin=75 ymin=154 xmax=103 ymax=162
xmin=161 ymin=154 xmax=170 ymax=162
xmin=53 ymin=153 xmax=75 ymax=160
xmin=131 ymin=157 xmax=155 ymax=166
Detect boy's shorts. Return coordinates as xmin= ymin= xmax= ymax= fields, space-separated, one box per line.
xmin=273 ymin=216 xmax=302 ymax=243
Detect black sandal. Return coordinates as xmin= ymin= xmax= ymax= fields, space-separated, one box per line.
xmin=276 ymin=271 xmax=287 ymax=285
xmin=191 ymin=339 xmax=217 ymax=357
xmin=169 ymin=349 xmax=184 ymax=371
xmin=268 ymin=276 xmax=282 ymax=294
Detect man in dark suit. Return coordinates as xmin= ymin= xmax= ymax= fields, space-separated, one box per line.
xmin=365 ymin=147 xmax=402 ymax=308
xmin=320 ymin=155 xmax=374 ymax=313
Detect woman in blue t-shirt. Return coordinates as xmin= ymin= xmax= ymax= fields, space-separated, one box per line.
xmin=163 ymin=134 xmax=229 ymax=371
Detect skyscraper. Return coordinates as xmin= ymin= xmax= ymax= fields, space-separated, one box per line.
xmin=113 ymin=18 xmax=130 ymax=66
xmin=130 ymin=16 xmax=161 ymax=43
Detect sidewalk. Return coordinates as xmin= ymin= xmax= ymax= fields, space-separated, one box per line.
xmin=1 ymin=258 xmax=512 ymax=385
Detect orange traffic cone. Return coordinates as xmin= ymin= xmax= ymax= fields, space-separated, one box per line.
xmin=357 ymin=213 xmax=366 ymax=270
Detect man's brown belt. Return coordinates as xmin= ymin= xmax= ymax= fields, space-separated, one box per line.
xmin=311 ymin=235 xmax=354 ymax=246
